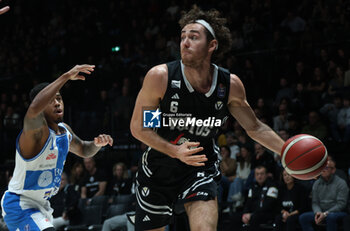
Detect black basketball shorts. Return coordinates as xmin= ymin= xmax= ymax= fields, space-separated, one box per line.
xmin=135 ymin=159 xmax=221 ymax=231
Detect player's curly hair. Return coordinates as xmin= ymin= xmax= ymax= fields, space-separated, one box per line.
xmin=179 ymin=5 xmax=232 ymax=62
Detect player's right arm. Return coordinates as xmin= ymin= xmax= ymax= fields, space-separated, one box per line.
xmin=19 ymin=65 xmax=95 ymax=159
xmin=0 ymin=0 xmax=10 ymax=15
xmin=130 ymin=65 xmax=207 ymax=166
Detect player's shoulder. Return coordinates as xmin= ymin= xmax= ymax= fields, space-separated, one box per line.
xmin=229 ymin=73 xmax=243 ymax=86
xmin=228 ymin=73 xmax=245 ymax=98
xmin=144 ymin=64 xmax=168 ymax=88
xmin=147 ymin=64 xmax=168 ymax=78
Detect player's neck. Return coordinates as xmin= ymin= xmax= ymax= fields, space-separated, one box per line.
xmin=183 ymin=61 xmax=213 ymax=93
xmin=48 ymin=122 xmax=59 ymax=134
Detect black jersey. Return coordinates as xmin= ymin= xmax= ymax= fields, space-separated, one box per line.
xmin=146 ymin=60 xmax=230 ymax=167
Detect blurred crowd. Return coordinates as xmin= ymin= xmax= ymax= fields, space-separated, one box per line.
xmin=1 ymin=0 xmax=350 ymax=230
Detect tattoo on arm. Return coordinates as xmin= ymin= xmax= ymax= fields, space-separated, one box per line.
xmin=23 ymin=113 xmax=47 ymax=141
xmin=24 ymin=113 xmax=47 ymax=131
xmin=64 ymin=122 xmax=101 ymax=158
xmin=82 ymin=141 xmax=101 ymax=158
xmin=71 ymin=135 xmax=100 ymax=158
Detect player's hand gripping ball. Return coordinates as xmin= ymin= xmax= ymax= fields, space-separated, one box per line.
xmin=281 ymin=134 xmax=328 ymax=180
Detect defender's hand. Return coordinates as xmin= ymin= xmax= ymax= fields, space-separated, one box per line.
xmin=65 ymin=64 xmax=95 ymax=81
xmin=174 ymin=142 xmax=207 ymax=167
xmin=94 ymin=134 xmax=113 ymax=147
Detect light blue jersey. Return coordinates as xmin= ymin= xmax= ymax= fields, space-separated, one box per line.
xmin=1 ymin=123 xmax=72 ymax=231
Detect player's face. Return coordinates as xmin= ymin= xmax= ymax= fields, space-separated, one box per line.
xmin=180 ymin=23 xmax=210 ymax=67
xmin=44 ymin=92 xmax=64 ymax=124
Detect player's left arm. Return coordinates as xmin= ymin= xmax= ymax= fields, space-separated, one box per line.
xmin=62 ymin=123 xmax=113 ymax=158
xmin=227 ymin=74 xmax=285 ymax=155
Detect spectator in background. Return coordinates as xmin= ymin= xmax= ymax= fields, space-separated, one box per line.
xmin=255 ymin=98 xmax=272 ymax=121
xmin=292 ymin=61 xmax=309 ymax=85
xmin=320 ymin=95 xmax=343 ymax=142
xmin=273 ymin=103 xmax=291 ymax=132
xmin=252 ymin=143 xmax=276 ymax=179
xmin=218 ymin=146 xmax=238 ymax=206
xmin=81 ymin=157 xmax=107 ymax=200
xmin=273 ymin=170 xmax=308 ymax=231
xmin=3 ymin=106 xmax=21 ymax=131
xmin=50 ymin=172 xmax=80 ymax=229
xmin=306 ymin=67 xmax=326 ymax=109
xmin=220 ymin=146 xmax=237 ymax=181
xmin=227 ymin=145 xmax=253 ymax=211
xmin=228 ymin=166 xmax=279 ymax=231
xmin=107 ymin=162 xmax=132 ymax=201
xmin=336 ymin=95 xmax=350 ymax=143
xmin=225 ymin=132 xmax=240 ymax=159
xmin=112 ymin=84 xmax=134 ymax=130
xmin=94 ymin=89 xmax=112 ymax=132
xmin=237 ymin=132 xmax=254 ymax=153
xmin=301 ymin=111 xmax=328 ymax=141
xmin=280 ymin=11 xmax=306 ymax=33
xmin=275 ymin=78 xmax=294 ymax=107
xmin=344 ymin=58 xmax=350 ymax=87
xmin=291 ymin=82 xmax=307 ymax=114
xmin=299 ymin=159 xmax=348 ymax=231
xmin=287 ymin=115 xmax=302 ymax=137
xmin=69 ymin=161 xmax=85 ymax=193
xmin=327 ymin=156 xmax=348 ymax=183
xmin=328 ymin=66 xmax=345 ymax=98
xmin=236 ymin=146 xmax=253 ymax=184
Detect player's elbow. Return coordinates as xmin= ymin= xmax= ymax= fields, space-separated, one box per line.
xmin=130 ymin=118 xmax=141 ymax=140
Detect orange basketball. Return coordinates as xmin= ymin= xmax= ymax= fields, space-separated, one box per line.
xmin=281 ymin=134 xmax=328 ymax=180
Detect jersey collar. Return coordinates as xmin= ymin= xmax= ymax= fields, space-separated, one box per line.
xmin=180 ymin=60 xmax=218 ymax=97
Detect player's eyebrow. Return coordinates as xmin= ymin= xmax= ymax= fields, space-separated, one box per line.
xmin=181 ymin=30 xmax=200 ymax=34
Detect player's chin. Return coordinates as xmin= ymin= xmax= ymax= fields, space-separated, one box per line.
xmin=181 ymin=58 xmax=196 ymax=67
xmin=55 ymin=116 xmax=64 ymax=124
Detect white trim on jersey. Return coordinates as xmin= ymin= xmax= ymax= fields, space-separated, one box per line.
xmin=136 ymin=186 xmax=173 ymax=216
xmin=180 ymin=61 xmax=218 ymax=97
xmin=180 ymin=161 xmax=220 ymax=199
xmin=141 ymin=147 xmax=153 ymax=177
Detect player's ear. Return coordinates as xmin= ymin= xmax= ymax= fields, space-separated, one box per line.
xmin=209 ymin=40 xmax=218 ymax=52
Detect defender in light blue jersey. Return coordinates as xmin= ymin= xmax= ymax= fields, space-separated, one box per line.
xmin=1 ymin=65 xmax=113 ymax=231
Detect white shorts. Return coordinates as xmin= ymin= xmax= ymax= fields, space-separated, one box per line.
xmin=1 ymin=191 xmax=54 ymax=231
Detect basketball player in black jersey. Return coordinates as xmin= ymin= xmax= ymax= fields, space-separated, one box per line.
xmin=130 ymin=6 xmax=285 ymax=231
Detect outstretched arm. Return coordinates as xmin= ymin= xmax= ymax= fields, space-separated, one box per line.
xmin=130 ymin=65 xmax=207 ymax=166
xmin=62 ymin=123 xmax=113 ymax=158
xmin=19 ymin=65 xmax=95 ymax=159
xmin=0 ymin=0 xmax=9 ymax=15
xmin=227 ymin=74 xmax=284 ymax=155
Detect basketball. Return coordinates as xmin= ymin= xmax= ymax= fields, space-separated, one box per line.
xmin=281 ymin=134 xmax=328 ymax=180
